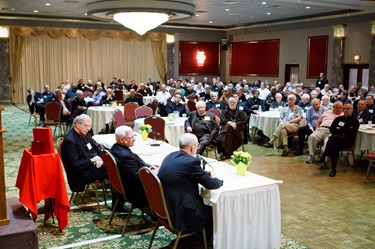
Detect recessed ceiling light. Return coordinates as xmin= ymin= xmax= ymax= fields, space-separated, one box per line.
xmin=267 ymin=12 xmax=271 ymax=15
xmin=196 ymin=14 xmax=200 ymax=17
xmin=306 ymin=6 xmax=310 ymax=9
xmin=33 ymin=10 xmax=38 ymax=13
xmin=225 ymin=9 xmax=229 ymax=11
xmin=45 ymin=3 xmax=51 ymax=6
xmin=262 ymin=2 xmax=267 ymax=5
xmin=84 ymin=13 xmax=87 ymax=16
xmin=209 ymin=21 xmax=213 ymax=24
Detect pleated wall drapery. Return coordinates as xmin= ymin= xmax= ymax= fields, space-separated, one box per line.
xmin=9 ymin=26 xmax=167 ymax=104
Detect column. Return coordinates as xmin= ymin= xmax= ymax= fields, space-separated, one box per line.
xmin=331 ymin=25 xmax=346 ymax=87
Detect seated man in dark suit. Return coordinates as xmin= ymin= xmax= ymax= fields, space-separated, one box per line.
xmin=206 ymin=92 xmax=224 ymax=111
xmin=100 ymin=88 xmax=117 ymax=105
xmin=60 ymin=114 xmax=109 ymax=201
xmin=158 ymin=133 xmax=223 ymax=243
xmin=165 ymin=94 xmax=186 ymax=117
xmin=184 ymin=101 xmax=219 ymax=155
xmin=316 ymin=103 xmax=359 ymax=177
xmin=110 ymin=126 xmax=159 ymax=209
xmin=71 ymin=90 xmax=87 ymax=119
xmin=352 ymin=99 xmax=370 ymax=124
xmin=26 ymin=88 xmax=45 ymax=124
xmin=54 ymin=89 xmax=72 ymax=123
xmin=125 ymin=89 xmax=144 ymax=106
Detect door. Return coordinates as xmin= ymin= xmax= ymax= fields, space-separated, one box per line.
xmin=285 ymin=64 xmax=300 ymax=84
xmin=343 ymin=64 xmax=369 ymax=89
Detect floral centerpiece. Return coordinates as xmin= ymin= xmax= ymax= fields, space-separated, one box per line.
xmin=231 ymin=151 xmax=252 ymax=176
xmin=139 ymin=124 xmax=152 ymax=140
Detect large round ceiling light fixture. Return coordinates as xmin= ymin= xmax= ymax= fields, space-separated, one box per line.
xmin=87 ymin=0 xmax=195 ymax=35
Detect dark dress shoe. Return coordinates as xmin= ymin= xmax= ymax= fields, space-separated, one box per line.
xmin=281 ymin=150 xmax=288 ymax=157
xmin=112 ymin=205 xmax=130 ymax=213
xmin=263 ymin=142 xmax=273 ymax=148
xmin=219 ymin=153 xmax=228 ymax=161
xmin=329 ymin=170 xmax=336 ymax=177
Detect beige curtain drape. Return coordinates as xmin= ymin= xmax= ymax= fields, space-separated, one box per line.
xmin=9 ymin=26 xmax=167 ymax=104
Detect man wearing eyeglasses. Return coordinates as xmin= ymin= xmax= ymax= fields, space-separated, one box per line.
xmin=110 ymin=126 xmax=159 ymax=212
xmin=61 ymin=114 xmax=109 ymax=204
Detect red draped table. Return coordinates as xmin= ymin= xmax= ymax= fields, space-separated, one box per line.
xmin=15 ymin=149 xmax=70 ymax=230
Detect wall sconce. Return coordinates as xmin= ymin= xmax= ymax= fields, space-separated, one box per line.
xmin=333 ymin=25 xmax=346 ymax=38
xmin=166 ymin=34 xmax=175 ymax=44
xmin=0 ymin=26 xmax=9 ymax=38
xmin=371 ymin=21 xmax=375 ymax=36
xmin=354 ymin=55 xmax=361 ymax=63
xmin=196 ymin=51 xmax=206 ymax=67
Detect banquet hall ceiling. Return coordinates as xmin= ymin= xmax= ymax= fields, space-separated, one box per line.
xmin=0 ymin=0 xmax=374 ymax=31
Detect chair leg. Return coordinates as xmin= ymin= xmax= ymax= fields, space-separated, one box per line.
xmin=121 ymin=206 xmax=133 ymax=236
xmin=92 ymin=184 xmax=101 ymax=214
xmin=109 ymin=199 xmax=119 ymax=225
xmin=202 ymin=229 xmax=208 ymax=249
xmin=173 ymin=231 xmax=182 ymax=249
xmin=148 ymin=220 xmax=159 ymax=249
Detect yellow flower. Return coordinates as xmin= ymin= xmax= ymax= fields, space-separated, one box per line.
xmin=139 ymin=124 xmax=152 ymax=132
xmin=231 ymin=151 xmax=252 ymax=165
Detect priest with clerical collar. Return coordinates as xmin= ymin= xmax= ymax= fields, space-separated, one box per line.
xmin=184 ymin=101 xmax=219 ymax=155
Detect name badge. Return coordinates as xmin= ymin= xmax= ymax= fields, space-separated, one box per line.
xmin=204 ymin=116 xmax=210 ymax=121
xmin=239 ymin=106 xmax=244 ymax=110
xmin=44 ymin=95 xmax=47 ymax=98
xmin=358 ymin=118 xmax=363 ymax=123
xmin=338 ymin=121 xmax=345 ymax=127
xmin=216 ymin=104 xmax=220 ymax=107
xmin=86 ymin=143 xmax=92 ymax=150
xmin=370 ymin=109 xmax=374 ymax=113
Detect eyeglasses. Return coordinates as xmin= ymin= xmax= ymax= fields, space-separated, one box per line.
xmin=80 ymin=123 xmax=91 ymax=129
xmin=126 ymin=135 xmax=135 ymax=140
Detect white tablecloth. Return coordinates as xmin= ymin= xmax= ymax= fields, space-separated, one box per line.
xmin=87 ymin=106 xmax=123 ymax=134
xmin=143 ymin=96 xmax=156 ymax=105
xmin=134 ymin=117 xmax=187 ymax=147
xmin=93 ymin=133 xmax=282 ymax=249
xmin=354 ymin=124 xmax=375 ymax=155
xmin=201 ymin=160 xmax=282 ymax=249
xmin=249 ymin=111 xmax=306 ymax=138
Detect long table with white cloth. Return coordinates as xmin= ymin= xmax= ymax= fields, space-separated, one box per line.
xmin=93 ymin=133 xmax=282 ymax=249
xmin=354 ymin=124 xmax=375 ymax=155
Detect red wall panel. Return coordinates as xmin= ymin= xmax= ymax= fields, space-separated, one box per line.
xmin=307 ymin=36 xmax=328 ymax=78
xmin=230 ymin=39 xmax=279 ymax=77
xmin=179 ymin=41 xmax=220 ymax=75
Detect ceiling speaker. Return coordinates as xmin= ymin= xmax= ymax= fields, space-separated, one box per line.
xmin=221 ymin=39 xmax=228 ymax=51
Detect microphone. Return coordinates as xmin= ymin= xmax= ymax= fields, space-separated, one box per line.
xmin=148 ymin=128 xmax=161 ymax=147
xmin=196 ymin=154 xmax=215 ymax=172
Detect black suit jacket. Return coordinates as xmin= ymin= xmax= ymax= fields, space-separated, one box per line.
xmin=110 ymin=143 xmax=149 ymax=207
xmin=184 ymin=111 xmax=219 ymax=140
xmin=353 ymin=108 xmax=371 ymax=124
xmin=158 ymin=150 xmax=223 ymax=232
xmin=61 ymin=128 xmax=105 ymax=192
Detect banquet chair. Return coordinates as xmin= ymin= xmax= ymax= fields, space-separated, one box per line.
xmin=186 ymin=94 xmax=199 ymax=102
xmin=112 ymin=109 xmax=133 ymax=129
xmin=135 ymin=106 xmax=153 ymax=119
xmin=187 ymin=100 xmax=197 ymax=112
xmin=101 ymin=150 xmax=150 ymax=236
xmin=56 ymin=137 xmax=109 ymax=214
xmin=365 ymin=151 xmax=375 ymax=182
xmin=144 ymin=116 xmax=166 ymax=141
xmin=205 ymin=109 xmax=221 ymax=159
xmin=123 ymin=102 xmax=139 ymax=125
xmin=340 ymin=146 xmax=356 ymax=169
xmin=146 ymin=100 xmax=158 ymax=115
xmin=208 ymin=108 xmax=222 ymax=118
xmin=43 ymin=101 xmax=63 ymax=136
xmin=82 ymin=91 xmax=93 ymax=98
xmin=135 ymin=93 xmax=144 ymax=105
xmin=114 ymin=90 xmax=124 ymax=104
xmin=139 ymin=167 xmax=208 ymax=249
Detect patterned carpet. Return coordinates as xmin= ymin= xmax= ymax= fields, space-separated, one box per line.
xmin=2 ymin=104 xmax=308 ymax=249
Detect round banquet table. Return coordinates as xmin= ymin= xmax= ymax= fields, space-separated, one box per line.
xmin=354 ymin=124 xmax=375 ymax=155
xmin=87 ymin=106 xmax=123 ymax=134
xmin=249 ymin=111 xmax=306 ymax=138
xmin=143 ymin=96 xmax=156 ymax=105
xmin=134 ymin=116 xmax=187 ymax=147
